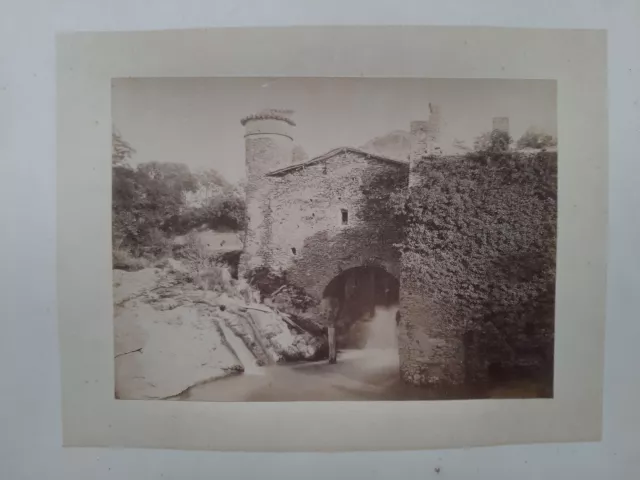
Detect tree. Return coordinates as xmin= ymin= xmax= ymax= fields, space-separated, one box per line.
xmin=111 ymin=129 xmax=247 ymax=259
xmin=517 ymin=127 xmax=557 ymax=150
xmin=137 ymin=162 xmax=199 ymax=197
xmin=185 ymin=169 xmax=232 ymax=208
xmin=473 ymin=129 xmax=512 ymax=154
xmin=112 ymin=132 xmax=198 ymax=251
xmin=112 ymin=129 xmax=135 ymax=166
xmin=201 ymin=190 xmax=247 ymax=231
xmin=194 ymin=168 xmax=230 ymax=193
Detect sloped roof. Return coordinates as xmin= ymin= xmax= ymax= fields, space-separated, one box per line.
xmin=267 ymin=147 xmax=409 ymax=177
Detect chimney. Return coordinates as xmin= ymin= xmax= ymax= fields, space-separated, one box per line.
xmin=409 ymin=105 xmax=443 ymax=185
xmin=427 ymin=104 xmax=442 ymax=155
xmin=492 ymin=116 xmax=509 ymax=135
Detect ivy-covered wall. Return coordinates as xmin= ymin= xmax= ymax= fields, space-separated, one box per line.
xmin=399 ymin=152 xmax=557 ymax=389
xmin=240 ymin=113 xmax=557 ymax=391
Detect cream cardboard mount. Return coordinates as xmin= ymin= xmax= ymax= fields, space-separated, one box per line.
xmin=56 ymin=26 xmax=607 ymax=451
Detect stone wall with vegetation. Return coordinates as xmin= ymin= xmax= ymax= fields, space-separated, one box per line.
xmin=399 ymin=151 xmax=557 ymax=388
xmin=266 ymin=150 xmax=408 ymax=300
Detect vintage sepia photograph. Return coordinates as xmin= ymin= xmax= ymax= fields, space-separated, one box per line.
xmin=112 ymin=77 xmax=557 ymax=402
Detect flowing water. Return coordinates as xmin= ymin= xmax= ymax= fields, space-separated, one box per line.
xmin=364 ymin=305 xmax=399 ymax=350
xmin=183 ymin=304 xmax=542 ymax=401
xmin=185 ymin=305 xmax=403 ymax=401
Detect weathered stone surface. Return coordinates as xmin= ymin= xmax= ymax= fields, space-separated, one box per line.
xmin=249 ymin=309 xmax=326 ymax=362
xmin=114 ymin=299 xmax=242 ymax=400
xmin=240 ymin=116 xmax=294 ymax=275
xmin=114 ymin=265 xmax=328 ymax=399
xmin=265 ymin=150 xmax=407 ymax=299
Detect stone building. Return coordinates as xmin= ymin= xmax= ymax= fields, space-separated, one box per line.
xmin=239 ymin=108 xmax=409 ymax=296
xmin=238 ymin=108 xmax=556 ymax=390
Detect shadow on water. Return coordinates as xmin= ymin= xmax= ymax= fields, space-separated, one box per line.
xmin=180 ymin=305 xmax=550 ymax=402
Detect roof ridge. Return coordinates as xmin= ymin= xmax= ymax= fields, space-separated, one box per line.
xmin=267 ymin=146 xmax=408 ymax=177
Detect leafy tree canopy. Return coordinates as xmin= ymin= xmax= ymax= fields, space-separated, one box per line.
xmin=516 ymin=127 xmax=557 ymax=150
xmin=473 ymin=129 xmax=512 ymax=154
xmin=111 ymin=131 xmax=246 ymax=256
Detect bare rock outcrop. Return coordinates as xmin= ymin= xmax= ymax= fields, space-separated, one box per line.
xmin=113 ymin=262 xmax=328 ymax=399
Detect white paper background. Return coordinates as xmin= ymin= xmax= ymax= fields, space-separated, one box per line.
xmin=1 ymin=0 xmax=639 ymax=478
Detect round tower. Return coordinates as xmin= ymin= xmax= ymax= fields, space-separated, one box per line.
xmin=239 ymin=109 xmax=296 ymax=275
xmin=241 ymin=109 xmax=295 ymax=177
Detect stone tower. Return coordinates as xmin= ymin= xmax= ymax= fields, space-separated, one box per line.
xmin=492 ymin=116 xmax=509 ymax=134
xmin=239 ymin=109 xmax=296 ymax=275
xmin=408 ymin=105 xmax=442 ymax=186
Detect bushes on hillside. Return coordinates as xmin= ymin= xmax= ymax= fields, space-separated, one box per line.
xmin=517 ymin=127 xmax=557 ymax=150
xmin=112 ymin=161 xmax=196 ymax=253
xmin=164 ymin=190 xmax=246 ymax=234
xmin=111 ymin=131 xmax=246 ymax=263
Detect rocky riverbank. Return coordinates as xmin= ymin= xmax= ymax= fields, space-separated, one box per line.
xmin=113 ymin=260 xmax=327 ymax=400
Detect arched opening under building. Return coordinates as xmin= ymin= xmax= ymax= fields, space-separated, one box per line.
xmin=322 ymin=266 xmax=400 ymax=364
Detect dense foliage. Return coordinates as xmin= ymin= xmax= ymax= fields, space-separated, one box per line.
xmin=358 ymin=149 xmax=556 ymax=338
xmin=516 ymin=127 xmax=557 ymax=150
xmin=400 ymin=152 xmax=557 ymax=330
xmin=473 ymin=129 xmax=513 ymax=154
xmin=112 ymin=130 xmax=136 ymax=166
xmin=111 ymin=131 xmax=246 ymax=258
xmin=359 ymin=166 xmax=410 ymax=227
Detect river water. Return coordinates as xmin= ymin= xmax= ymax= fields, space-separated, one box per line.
xmin=184 ymin=306 xmax=405 ymax=401
xmin=182 ymin=304 xmax=544 ymax=401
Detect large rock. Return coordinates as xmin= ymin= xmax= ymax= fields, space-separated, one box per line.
xmin=113 ymin=264 xmax=328 ymax=399
xmin=114 ymin=299 xmax=242 ymax=399
xmin=249 ymin=309 xmax=326 ymax=362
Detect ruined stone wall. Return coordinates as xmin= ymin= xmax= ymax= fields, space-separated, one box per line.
xmin=493 ymin=116 xmax=510 ymax=134
xmin=267 ymin=151 xmax=408 ymax=300
xmin=399 ymin=151 xmax=557 ymax=388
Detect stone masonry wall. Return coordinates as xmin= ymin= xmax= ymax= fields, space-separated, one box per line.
xmin=239 ymin=112 xmax=555 ymax=391
xmin=240 ymin=123 xmax=293 ymax=275
xmin=267 ymin=151 xmax=408 ymax=300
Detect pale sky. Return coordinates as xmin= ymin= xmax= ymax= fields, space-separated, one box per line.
xmin=112 ymin=77 xmax=556 ymax=184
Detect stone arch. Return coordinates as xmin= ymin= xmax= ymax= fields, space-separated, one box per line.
xmin=321 ymin=265 xmax=400 ymax=363
xmin=323 ymin=265 xmax=399 ymax=306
